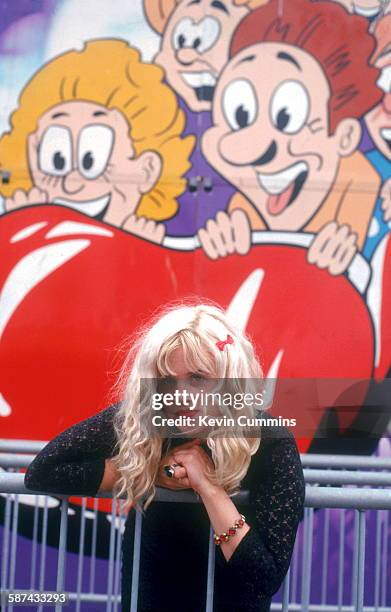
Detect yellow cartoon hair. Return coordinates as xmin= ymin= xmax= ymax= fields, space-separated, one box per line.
xmin=0 ymin=39 xmax=195 ymax=220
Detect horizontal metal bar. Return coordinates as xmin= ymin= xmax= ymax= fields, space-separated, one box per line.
xmin=3 ymin=451 xmax=391 ymax=475
xmin=2 ymin=473 xmax=391 ymax=509
xmin=0 ymin=440 xmax=49 ymax=453
xmin=2 ymin=442 xmax=391 ymax=472
xmin=303 ymin=469 xmax=391 ymax=486
xmin=2 ymin=439 xmax=391 ymax=470
xmin=0 ymin=590 xmax=120 ymax=604
xmin=300 ymin=454 xmax=391 ymax=470
xmin=1 ymin=592 xmax=390 ymax=611
xmin=0 ymin=453 xmax=37 ymax=468
xmin=303 ymin=487 xmax=391 ymax=509
xmin=3 ymin=454 xmax=391 ymax=486
xmin=270 ymin=605 xmax=391 ymax=611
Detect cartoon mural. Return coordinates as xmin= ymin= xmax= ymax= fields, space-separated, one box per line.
xmin=199 ymin=0 xmax=383 ymax=274
xmin=0 ymin=39 xmax=195 ymax=243
xmin=0 ymin=0 xmax=390 ymax=606
xmin=145 ymin=0 xmax=267 ymax=235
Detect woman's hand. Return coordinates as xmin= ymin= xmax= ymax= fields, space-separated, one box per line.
xmin=156 ymin=439 xmax=201 ymax=490
xmin=171 ymin=441 xmax=221 ymax=497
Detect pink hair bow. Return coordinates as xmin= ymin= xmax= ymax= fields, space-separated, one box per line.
xmin=216 ymin=334 xmax=234 ymax=351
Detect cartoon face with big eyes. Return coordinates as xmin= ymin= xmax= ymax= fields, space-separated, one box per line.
xmin=365 ymin=51 xmax=391 ymax=160
xmin=154 ymin=0 xmax=248 ymax=112
xmin=26 ymin=101 xmax=161 ymax=227
xmin=202 ymin=42 xmax=361 ymax=231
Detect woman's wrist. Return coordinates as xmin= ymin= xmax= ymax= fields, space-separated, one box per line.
xmin=197 ymin=479 xmax=226 ymax=500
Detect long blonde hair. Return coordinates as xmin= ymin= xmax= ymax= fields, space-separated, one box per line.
xmin=108 ymin=297 xmax=265 ymax=513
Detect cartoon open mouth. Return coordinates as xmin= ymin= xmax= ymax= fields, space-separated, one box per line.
xmin=256 ymin=161 xmax=309 ymax=216
xmin=181 ymin=71 xmax=217 ymax=101
xmin=381 ymin=128 xmax=391 ymax=152
xmin=352 ymin=4 xmax=381 ymax=17
xmin=53 ymin=194 xmax=111 ymax=219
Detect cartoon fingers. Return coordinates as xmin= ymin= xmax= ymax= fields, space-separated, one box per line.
xmin=380 ymin=177 xmax=391 ymax=223
xmin=4 ymin=187 xmax=48 ymax=212
xmin=307 ymin=221 xmax=358 ymax=275
xmin=122 ymin=214 xmax=166 ymax=244
xmin=197 ymin=209 xmax=251 ymax=260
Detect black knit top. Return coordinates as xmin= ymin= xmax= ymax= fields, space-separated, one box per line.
xmin=24 ymin=403 xmax=306 ymax=612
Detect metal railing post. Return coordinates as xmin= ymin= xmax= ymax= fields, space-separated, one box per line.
xmin=130 ymin=509 xmax=143 ymax=612
xmin=205 ymin=524 xmax=216 ymax=612
xmin=281 ymin=565 xmax=290 ymax=612
xmin=356 ymin=510 xmax=366 ymax=612
xmin=301 ymin=507 xmax=314 ymax=611
xmin=55 ymin=498 xmax=69 ymax=612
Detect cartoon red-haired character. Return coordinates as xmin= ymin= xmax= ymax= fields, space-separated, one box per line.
xmin=199 ymin=0 xmax=383 ymax=274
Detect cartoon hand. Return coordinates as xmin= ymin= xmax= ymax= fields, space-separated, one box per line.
xmin=122 ymin=214 xmax=165 ymax=244
xmin=380 ymin=178 xmax=391 ymax=223
xmin=197 ymin=209 xmax=251 ymax=260
xmin=307 ymin=221 xmax=358 ymax=275
xmin=4 ymin=187 xmax=49 ymax=212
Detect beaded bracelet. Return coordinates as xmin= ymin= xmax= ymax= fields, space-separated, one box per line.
xmin=213 ymin=514 xmax=246 ymax=546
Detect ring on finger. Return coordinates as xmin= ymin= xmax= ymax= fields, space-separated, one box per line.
xmin=163 ymin=463 xmax=181 ymax=478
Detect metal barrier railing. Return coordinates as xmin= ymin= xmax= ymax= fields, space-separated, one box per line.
xmin=1 ymin=469 xmax=391 ymax=612
xmin=2 ymin=438 xmax=391 ymax=469
xmin=1 ymin=438 xmax=391 ymax=611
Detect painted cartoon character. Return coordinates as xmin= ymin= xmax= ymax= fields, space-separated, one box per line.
xmin=143 ymin=0 xmax=266 ymax=235
xmin=363 ymin=14 xmax=391 ymax=258
xmin=144 ymin=0 xmax=267 ymax=112
xmin=0 ymin=39 xmax=195 ymax=244
xmin=331 ymin=0 xmax=390 ymax=19
xmin=199 ymin=0 xmax=383 ymax=275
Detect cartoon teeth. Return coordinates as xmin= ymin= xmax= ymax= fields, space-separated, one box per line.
xmin=53 ymin=193 xmax=111 ymax=216
xmin=181 ymin=71 xmax=217 ymax=88
xmin=256 ymin=162 xmax=308 ymax=195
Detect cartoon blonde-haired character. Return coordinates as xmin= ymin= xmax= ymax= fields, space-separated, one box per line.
xmin=0 ymin=39 xmax=195 ymax=243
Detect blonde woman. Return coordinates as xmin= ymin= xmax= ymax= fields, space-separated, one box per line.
xmin=0 ymin=39 xmax=195 ymax=242
xmin=24 ymin=299 xmax=305 ymax=612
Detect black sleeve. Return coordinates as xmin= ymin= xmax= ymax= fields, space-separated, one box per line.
xmin=216 ymin=428 xmax=306 ymax=598
xmin=24 ymin=403 xmax=120 ymax=497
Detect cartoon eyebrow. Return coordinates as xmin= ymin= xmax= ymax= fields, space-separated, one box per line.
xmin=51 ymin=112 xmax=69 ymax=119
xmin=233 ymin=54 xmax=256 ymax=68
xmin=188 ymin=0 xmax=201 ymax=4
xmin=277 ymin=51 xmax=302 ymax=71
xmin=307 ymin=117 xmax=324 ymax=133
xmin=211 ymin=0 xmax=229 ymax=14
xmin=93 ymin=111 xmax=107 ymax=116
